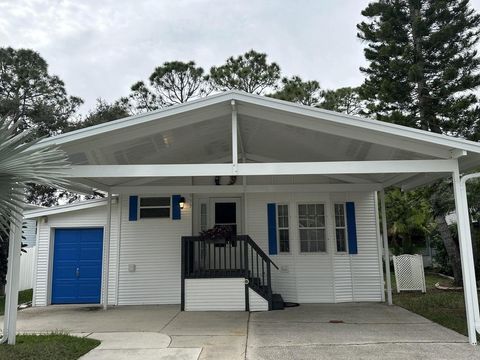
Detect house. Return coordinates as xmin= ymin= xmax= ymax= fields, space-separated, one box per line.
xmin=8 ymin=91 xmax=480 ymax=344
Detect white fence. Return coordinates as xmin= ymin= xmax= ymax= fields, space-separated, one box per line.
xmin=393 ymin=254 xmax=426 ymax=293
xmin=19 ymin=246 xmax=36 ymax=291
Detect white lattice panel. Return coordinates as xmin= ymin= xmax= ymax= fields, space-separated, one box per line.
xmin=393 ymin=254 xmax=426 ymax=293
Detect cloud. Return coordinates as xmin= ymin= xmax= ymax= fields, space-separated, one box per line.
xmin=4 ymin=0 xmax=453 ymax=114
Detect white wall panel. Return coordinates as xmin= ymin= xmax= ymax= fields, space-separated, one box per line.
xmin=185 ymin=278 xmax=245 ymax=311
xmin=33 ymin=204 xmax=119 ymax=306
xmin=249 ymin=288 xmax=269 ymax=311
xmin=245 ymin=191 xmax=382 ymax=304
xmin=117 ymin=195 xmax=192 ymax=305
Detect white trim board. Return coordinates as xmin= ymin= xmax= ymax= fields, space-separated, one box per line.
xmin=24 ymin=198 xmax=117 ymax=219
xmin=64 ymin=160 xmax=457 ymax=178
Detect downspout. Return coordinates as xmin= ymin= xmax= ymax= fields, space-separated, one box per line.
xmin=459 ymin=173 xmax=480 ymax=335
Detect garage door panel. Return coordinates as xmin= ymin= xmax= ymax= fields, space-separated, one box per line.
xmin=52 ymin=228 xmax=103 ymax=304
xmin=79 ymin=264 xmax=102 ymax=278
xmin=80 ymin=247 xmax=103 ymax=260
xmin=53 ymin=265 xmax=77 ymax=280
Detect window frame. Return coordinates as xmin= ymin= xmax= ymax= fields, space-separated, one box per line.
xmin=333 ymin=203 xmax=349 ymax=254
xmin=276 ymin=203 xmax=291 ymax=254
xmin=297 ymin=202 xmax=328 ymax=254
xmin=138 ymin=196 xmax=171 ymax=220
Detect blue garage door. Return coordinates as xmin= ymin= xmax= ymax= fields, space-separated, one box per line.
xmin=52 ymin=228 xmax=103 ymax=304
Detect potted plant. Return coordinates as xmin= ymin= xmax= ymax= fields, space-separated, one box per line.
xmin=200 ymin=225 xmax=234 ymax=247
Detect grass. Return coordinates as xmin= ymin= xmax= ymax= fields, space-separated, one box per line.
xmin=0 ymin=334 xmax=100 ymax=360
xmin=0 ymin=290 xmax=99 ymax=359
xmin=0 ymin=289 xmax=33 ymax=316
xmin=392 ymin=273 xmax=469 ymax=336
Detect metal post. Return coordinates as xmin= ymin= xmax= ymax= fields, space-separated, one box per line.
xmin=102 ymin=192 xmax=112 ymax=310
xmin=231 ymin=100 xmax=238 ymax=174
xmin=380 ymin=189 xmax=392 ymax=305
xmin=2 ymin=211 xmax=23 ymax=345
xmin=452 ymin=167 xmax=480 ymax=345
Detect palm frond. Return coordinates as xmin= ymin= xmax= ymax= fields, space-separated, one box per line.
xmin=0 ymin=118 xmax=72 ymax=232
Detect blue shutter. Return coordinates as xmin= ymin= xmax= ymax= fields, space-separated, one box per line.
xmin=172 ymin=195 xmax=181 ymax=220
xmin=346 ymin=202 xmax=358 ymax=254
xmin=267 ymin=203 xmax=277 ymax=255
xmin=129 ymin=196 xmax=138 ymax=221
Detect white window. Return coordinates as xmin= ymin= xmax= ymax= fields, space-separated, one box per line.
xmin=298 ymin=204 xmax=326 ymax=253
xmin=334 ymin=203 xmax=348 ymax=252
xmin=139 ymin=197 xmax=170 ymax=219
xmin=277 ymin=204 xmax=290 ymax=253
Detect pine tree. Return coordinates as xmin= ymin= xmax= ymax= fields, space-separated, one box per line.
xmin=358 ymin=0 xmax=480 ymax=138
xmin=358 ymin=0 xmax=480 ymax=285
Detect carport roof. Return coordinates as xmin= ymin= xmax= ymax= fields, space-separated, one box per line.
xmin=33 ymin=90 xmax=480 ymax=190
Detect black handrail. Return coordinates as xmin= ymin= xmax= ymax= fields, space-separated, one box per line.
xmin=181 ymin=234 xmax=277 ymax=309
xmin=242 ymin=235 xmax=279 ymax=270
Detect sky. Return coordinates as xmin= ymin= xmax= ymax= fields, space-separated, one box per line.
xmin=2 ymin=0 xmax=480 ymax=114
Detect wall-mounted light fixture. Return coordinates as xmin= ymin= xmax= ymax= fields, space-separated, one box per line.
xmin=179 ymin=196 xmax=186 ymax=210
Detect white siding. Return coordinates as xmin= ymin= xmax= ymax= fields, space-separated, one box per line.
xmin=349 ymin=192 xmax=383 ymax=301
xmin=117 ymin=195 xmax=192 ymax=305
xmin=249 ymin=288 xmax=269 ymax=311
xmin=185 ymin=278 xmax=245 ymax=311
xmin=245 ymin=191 xmax=382 ymax=304
xmin=33 ymin=203 xmax=119 ymax=306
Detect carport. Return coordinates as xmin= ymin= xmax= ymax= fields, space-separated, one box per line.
xmin=2 ymin=91 xmax=480 ymax=346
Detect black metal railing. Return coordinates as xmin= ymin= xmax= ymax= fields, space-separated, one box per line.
xmin=181 ymin=235 xmax=278 ymax=309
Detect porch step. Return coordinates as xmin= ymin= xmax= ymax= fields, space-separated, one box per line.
xmin=272 ymin=293 xmax=285 ymax=310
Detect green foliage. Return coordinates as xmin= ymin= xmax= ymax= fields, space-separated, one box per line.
xmin=319 ymin=87 xmax=365 ymax=115
xmin=358 ymin=0 xmax=480 ymax=137
xmin=209 ymin=50 xmax=281 ymax=94
xmin=0 ymin=47 xmax=83 ymax=137
xmin=69 ymin=98 xmax=130 ymax=130
xmin=269 ymin=76 xmax=322 ymax=105
xmin=149 ymin=61 xmax=211 ymax=104
xmin=128 ymin=61 xmax=210 ymax=112
xmin=385 ymin=188 xmax=433 ymax=254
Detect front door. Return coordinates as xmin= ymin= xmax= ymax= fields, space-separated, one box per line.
xmin=210 ymin=198 xmax=242 ymax=235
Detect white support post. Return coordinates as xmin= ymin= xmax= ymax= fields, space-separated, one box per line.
xmin=452 ymin=166 xmax=480 ymax=345
xmin=2 ymin=211 xmax=23 ymax=345
xmin=231 ymin=100 xmax=238 ymax=174
xmin=380 ymin=189 xmax=392 ymax=305
xmin=102 ymin=192 xmax=112 ymax=310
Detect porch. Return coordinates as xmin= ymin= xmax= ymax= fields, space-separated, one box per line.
xmin=3 ymin=303 xmax=478 ymax=359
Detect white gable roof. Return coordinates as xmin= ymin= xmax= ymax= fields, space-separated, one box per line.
xmin=32 ymin=91 xmax=480 ymax=189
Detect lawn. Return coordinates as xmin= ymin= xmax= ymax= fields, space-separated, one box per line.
xmin=0 ymin=334 xmax=100 ymax=360
xmin=392 ymin=273 xmax=468 ymax=336
xmin=0 ymin=289 xmax=33 ymax=316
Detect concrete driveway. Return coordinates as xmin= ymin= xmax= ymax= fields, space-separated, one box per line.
xmin=2 ymin=303 xmax=479 ymax=359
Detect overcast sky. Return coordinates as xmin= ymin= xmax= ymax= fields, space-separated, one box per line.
xmin=2 ymin=0 xmax=480 ymax=114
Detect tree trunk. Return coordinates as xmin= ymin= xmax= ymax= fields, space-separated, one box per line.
xmin=435 ymin=215 xmax=463 ymax=286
